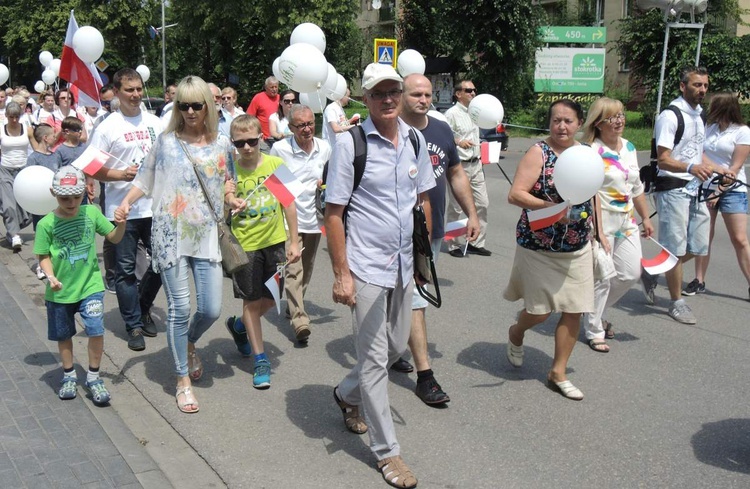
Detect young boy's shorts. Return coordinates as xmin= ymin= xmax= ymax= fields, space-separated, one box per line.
xmin=232 ymin=243 xmax=285 ymax=301
xmin=46 ymin=292 xmax=105 ymax=341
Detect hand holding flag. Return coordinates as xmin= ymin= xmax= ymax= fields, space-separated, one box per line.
xmin=527 ymin=201 xmax=570 ymax=231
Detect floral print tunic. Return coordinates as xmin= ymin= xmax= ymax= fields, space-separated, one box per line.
xmin=516 ymin=141 xmax=592 ymax=252
xmin=133 ymin=132 xmax=234 ymax=273
xmin=593 ymin=138 xmax=643 ymax=239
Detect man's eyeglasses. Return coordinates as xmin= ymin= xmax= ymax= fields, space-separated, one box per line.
xmin=603 ymin=113 xmax=626 ymax=125
xmin=282 ymin=99 xmax=296 ymax=105
xmin=291 ymin=121 xmax=314 ymax=130
xmin=462 ymin=88 xmax=477 ymax=94
xmin=221 ymin=96 xmax=233 ymax=101
xmin=232 ymin=138 xmax=260 ymax=148
xmin=369 ymin=89 xmax=402 ymax=101
xmin=177 ymin=102 xmax=205 ymax=112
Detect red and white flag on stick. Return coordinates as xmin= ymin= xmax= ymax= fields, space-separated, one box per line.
xmin=59 ymin=11 xmax=103 ymax=108
xmin=443 ymin=218 xmax=468 ymax=241
xmin=264 ymin=271 xmax=282 ymax=315
xmin=262 ymin=164 xmax=304 ymax=208
xmin=641 ymin=237 xmax=679 ymax=275
xmin=71 ymin=145 xmax=112 ymax=176
xmin=527 ymin=202 xmax=569 ymax=231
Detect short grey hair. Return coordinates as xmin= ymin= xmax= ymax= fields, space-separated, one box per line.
xmin=265 ymin=76 xmax=278 ymax=87
xmin=5 ymin=101 xmax=22 ymax=118
xmin=288 ymin=104 xmax=312 ymax=123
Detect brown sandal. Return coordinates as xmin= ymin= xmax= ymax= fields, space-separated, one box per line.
xmin=377 ymin=456 xmax=418 ymax=489
xmin=604 ymin=320 xmax=615 ymax=339
xmin=333 ymin=387 xmax=367 ymax=434
xmin=176 ymin=386 xmax=199 ymax=413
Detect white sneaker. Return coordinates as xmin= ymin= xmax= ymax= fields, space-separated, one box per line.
xmin=11 ymin=235 xmax=22 ymax=252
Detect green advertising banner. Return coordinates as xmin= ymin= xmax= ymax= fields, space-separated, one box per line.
xmin=540 ymin=26 xmax=607 ymax=44
xmin=534 ymin=48 xmax=605 ymax=93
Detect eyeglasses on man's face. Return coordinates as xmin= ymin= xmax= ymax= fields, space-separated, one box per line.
xmin=291 ymin=121 xmax=314 ymax=130
xmin=369 ymin=89 xmax=403 ymax=101
xmin=462 ymin=88 xmax=477 ymax=94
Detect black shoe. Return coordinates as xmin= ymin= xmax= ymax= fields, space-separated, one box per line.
xmin=682 ymin=278 xmax=705 ymax=296
xmin=390 ymin=357 xmax=414 ymax=373
xmin=128 ymin=328 xmax=146 ymax=351
xmin=415 ymin=377 xmax=450 ymax=405
xmin=448 ymin=249 xmax=465 ymax=258
xmin=140 ymin=312 xmax=157 ymax=337
xmin=466 ymin=244 xmax=492 ymax=256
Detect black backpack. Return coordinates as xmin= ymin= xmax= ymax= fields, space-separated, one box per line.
xmin=640 ymin=105 xmax=705 ymax=192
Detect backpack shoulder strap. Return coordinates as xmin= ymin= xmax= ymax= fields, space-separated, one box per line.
xmin=666 ymin=105 xmax=685 ymax=146
xmin=407 ymin=127 xmax=420 ymax=157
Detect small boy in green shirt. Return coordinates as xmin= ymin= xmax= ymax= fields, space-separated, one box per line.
xmin=34 ymin=166 xmax=127 ymax=405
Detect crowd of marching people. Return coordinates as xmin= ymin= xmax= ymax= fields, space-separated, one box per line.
xmin=1 ymin=61 xmax=748 ymax=489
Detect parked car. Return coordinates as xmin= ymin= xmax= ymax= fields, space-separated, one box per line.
xmin=479 ymin=123 xmax=509 ymax=151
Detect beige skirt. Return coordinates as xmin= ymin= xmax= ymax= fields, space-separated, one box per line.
xmin=503 ymin=244 xmax=594 ymax=315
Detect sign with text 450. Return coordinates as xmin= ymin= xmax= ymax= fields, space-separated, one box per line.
xmin=534 ymin=48 xmax=605 ymax=94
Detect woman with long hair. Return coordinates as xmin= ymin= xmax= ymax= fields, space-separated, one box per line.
xmin=268 ymin=89 xmax=296 ymax=141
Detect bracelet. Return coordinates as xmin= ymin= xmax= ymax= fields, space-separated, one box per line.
xmin=686 ymin=163 xmax=694 ymax=174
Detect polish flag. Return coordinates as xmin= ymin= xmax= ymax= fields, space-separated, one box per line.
xmin=262 ymin=164 xmax=304 ymax=207
xmin=59 ymin=11 xmax=103 ymax=108
xmin=527 ymin=202 xmax=569 ymax=231
xmin=444 ymin=218 xmax=468 ymax=241
xmin=641 ymin=238 xmax=679 ymax=275
xmin=480 ymin=141 xmax=501 ymax=164
xmin=264 ymin=271 xmax=282 ymax=315
xmin=71 ymin=145 xmax=112 ymax=176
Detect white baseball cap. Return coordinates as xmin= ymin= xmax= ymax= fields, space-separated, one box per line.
xmin=361 ymin=63 xmax=403 ymax=90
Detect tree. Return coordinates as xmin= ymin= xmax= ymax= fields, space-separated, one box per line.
xmin=400 ymin=0 xmax=546 ymax=112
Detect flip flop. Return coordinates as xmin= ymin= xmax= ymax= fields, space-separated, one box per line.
xmin=588 ymin=338 xmax=610 ymax=353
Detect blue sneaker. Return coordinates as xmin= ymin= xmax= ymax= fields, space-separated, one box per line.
xmin=225 ymin=316 xmax=252 ymax=357
xmin=253 ymin=359 xmax=271 ymax=389
xmin=59 ymin=376 xmax=77 ymax=400
xmin=85 ymin=379 xmax=111 ymax=406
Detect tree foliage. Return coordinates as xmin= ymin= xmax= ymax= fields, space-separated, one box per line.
xmin=400 ymin=0 xmax=546 ymax=112
xmin=615 ymin=0 xmax=750 ymax=112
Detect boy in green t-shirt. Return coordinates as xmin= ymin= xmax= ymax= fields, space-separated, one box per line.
xmin=223 ymin=115 xmax=301 ymax=389
xmin=34 ymin=166 xmax=127 ymax=405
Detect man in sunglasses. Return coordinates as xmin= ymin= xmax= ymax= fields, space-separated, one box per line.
xmin=325 ymin=63 xmax=434 ymax=489
xmin=89 ymin=68 xmax=163 ymax=352
xmin=445 ymin=79 xmax=492 ymax=258
xmin=270 ymin=104 xmax=332 ymax=343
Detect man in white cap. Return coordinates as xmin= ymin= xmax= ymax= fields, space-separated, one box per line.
xmin=325 ymin=63 xmax=435 ymax=489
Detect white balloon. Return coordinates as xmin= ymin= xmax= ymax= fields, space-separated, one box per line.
xmin=42 ymin=69 xmax=57 ymax=85
xmin=13 ymin=166 xmax=57 ymax=215
xmin=34 ymin=81 xmax=46 ymax=93
xmin=136 ymin=65 xmax=150 ymax=83
xmin=49 ymin=59 xmax=61 ymax=76
xmin=278 ymin=43 xmax=328 ymax=93
xmin=325 ymin=74 xmax=347 ymax=102
xmin=0 ymin=64 xmax=8 ymax=86
xmin=553 ymin=145 xmax=605 ymax=205
xmin=468 ymin=94 xmax=504 ymax=130
xmin=397 ymin=49 xmax=425 ymax=77
xmin=72 ymin=26 xmax=105 ymax=64
xmin=39 ymin=51 xmax=53 ymax=67
xmin=299 ymin=90 xmax=326 ymax=114
xmin=427 ymin=110 xmax=448 ymax=123
xmin=290 ymin=23 xmax=326 ymax=54
xmin=321 ymin=64 xmax=338 ymax=95
xmin=272 ymin=57 xmax=282 ymax=81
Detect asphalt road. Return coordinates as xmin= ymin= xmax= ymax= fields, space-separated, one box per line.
xmin=6 ymin=136 xmax=750 ymax=488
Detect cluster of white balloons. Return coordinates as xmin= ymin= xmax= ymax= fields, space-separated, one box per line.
xmin=38 ymin=51 xmax=60 ymax=90
xmin=34 ymin=26 xmax=106 ymax=93
xmin=272 ymin=23 xmax=346 ymax=113
xmin=553 ymin=145 xmax=605 ymax=205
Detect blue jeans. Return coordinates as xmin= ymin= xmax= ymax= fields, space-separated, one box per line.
xmin=114 ymin=218 xmax=162 ymax=332
xmin=161 ymin=257 xmax=223 ymax=377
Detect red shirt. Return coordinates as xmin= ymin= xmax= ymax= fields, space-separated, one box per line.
xmin=246 ymin=91 xmax=279 ymax=138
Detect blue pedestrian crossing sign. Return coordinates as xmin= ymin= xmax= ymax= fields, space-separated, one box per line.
xmin=374 ymin=38 xmax=398 ymax=68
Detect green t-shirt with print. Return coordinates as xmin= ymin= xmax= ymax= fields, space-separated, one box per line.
xmin=33 ymin=205 xmax=115 ymax=304
xmin=231 ymin=154 xmax=288 ymax=251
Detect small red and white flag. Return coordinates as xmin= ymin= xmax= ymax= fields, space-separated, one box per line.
xmin=443 ymin=218 xmax=468 ymax=241
xmin=264 ymin=271 xmax=282 ymax=315
xmin=527 ymin=201 xmax=569 ymax=231
xmin=262 ymin=164 xmax=304 ymax=208
xmin=71 ymin=145 xmax=112 ymax=176
xmin=59 ymin=11 xmax=103 ymax=108
xmin=480 ymin=141 xmax=501 ymax=165
xmin=641 ymin=238 xmax=679 ymax=275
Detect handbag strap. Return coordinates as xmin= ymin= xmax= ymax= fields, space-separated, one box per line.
xmin=177 ymin=137 xmax=223 ymax=224
xmin=592 ymin=195 xmax=601 ymax=242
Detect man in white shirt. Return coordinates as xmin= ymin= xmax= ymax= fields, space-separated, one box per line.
xmin=270 ymin=104 xmax=331 ymax=343
xmin=322 ymin=89 xmax=359 ymax=149
xmin=89 ymin=68 xmax=163 ymax=352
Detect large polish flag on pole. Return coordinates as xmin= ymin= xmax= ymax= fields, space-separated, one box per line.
xmin=59 ymin=11 xmax=103 ymax=108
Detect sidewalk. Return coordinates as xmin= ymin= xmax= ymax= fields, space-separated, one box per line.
xmin=0 ymin=235 xmax=222 ymax=488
